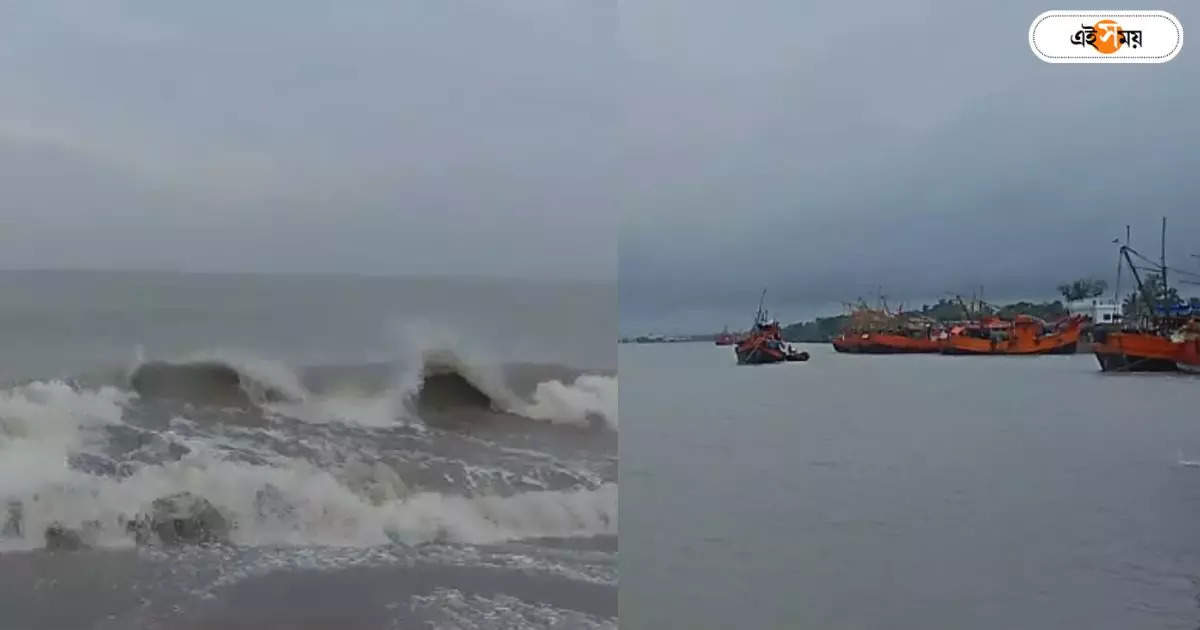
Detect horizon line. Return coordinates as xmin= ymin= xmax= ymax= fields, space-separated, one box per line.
xmin=0 ymin=266 xmax=614 ymax=286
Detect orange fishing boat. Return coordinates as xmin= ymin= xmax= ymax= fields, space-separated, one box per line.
xmin=735 ymin=290 xmax=809 ymax=365
xmin=831 ymin=299 xmax=942 ymax=354
xmin=941 ymin=314 xmax=1085 ymax=355
xmin=1092 ymin=328 xmax=1183 ymax=371
xmin=1093 ymin=318 xmax=1200 ymax=372
xmin=1092 ymin=232 xmax=1200 ymax=372
xmin=832 ymin=331 xmax=942 ymax=353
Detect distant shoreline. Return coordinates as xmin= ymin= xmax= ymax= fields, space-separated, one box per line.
xmin=623 ymin=298 xmax=1082 ymax=344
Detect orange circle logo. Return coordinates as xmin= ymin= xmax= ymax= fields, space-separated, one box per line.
xmin=1091 ymin=19 xmax=1125 ymax=54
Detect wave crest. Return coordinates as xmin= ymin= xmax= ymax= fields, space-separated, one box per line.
xmin=128 ymin=352 xmax=307 ymax=407
xmin=405 ymin=348 xmax=616 ymax=429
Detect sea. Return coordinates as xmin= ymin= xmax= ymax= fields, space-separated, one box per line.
xmin=621 ymin=341 xmax=1200 ymax=630
xmin=0 ymin=269 xmax=617 ymax=630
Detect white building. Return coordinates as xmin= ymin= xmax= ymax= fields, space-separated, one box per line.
xmin=1066 ymin=298 xmax=1121 ymax=324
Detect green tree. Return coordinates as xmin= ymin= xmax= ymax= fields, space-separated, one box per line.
xmin=1057 ymin=278 xmax=1108 ymax=302
xmin=1122 ymin=273 xmax=1180 ymax=319
xmin=997 ymin=301 xmax=1067 ymax=320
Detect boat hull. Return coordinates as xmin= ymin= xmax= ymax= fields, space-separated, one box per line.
xmin=735 ymin=345 xmax=809 ymax=364
xmin=832 ymin=333 xmax=941 ymax=354
xmin=736 ymin=347 xmax=785 ymax=364
xmin=941 ymin=340 xmax=1078 ymax=355
xmin=1092 ymin=330 xmax=1182 ymax=372
xmin=1095 ymin=351 xmax=1179 ymax=372
xmin=1176 ymin=336 xmax=1200 ymax=372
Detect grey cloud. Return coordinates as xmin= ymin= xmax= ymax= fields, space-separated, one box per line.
xmin=0 ymin=1 xmax=616 ymax=281
xmin=619 ymin=0 xmax=1200 ymax=333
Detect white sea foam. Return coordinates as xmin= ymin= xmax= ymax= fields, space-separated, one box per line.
xmin=519 ymin=374 xmax=618 ymax=429
xmin=0 ymin=380 xmax=132 ymax=498
xmin=408 ymin=588 xmax=617 ymax=630
xmin=1 ymin=411 xmax=616 ymax=551
xmin=267 ymin=393 xmax=408 ymax=428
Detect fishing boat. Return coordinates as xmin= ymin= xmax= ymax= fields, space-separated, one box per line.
xmin=1092 ymin=328 xmax=1183 ymax=371
xmin=714 ymin=326 xmax=738 ymax=346
xmin=832 ymin=328 xmax=943 ymax=353
xmin=1093 ymin=220 xmax=1200 ymax=372
xmin=941 ymin=314 xmax=1086 ymax=355
xmin=833 ymin=332 xmax=934 ymax=353
xmin=734 ymin=291 xmax=810 ymax=365
xmin=1094 ymin=315 xmax=1200 ymax=372
xmin=832 ymin=300 xmax=942 ymax=353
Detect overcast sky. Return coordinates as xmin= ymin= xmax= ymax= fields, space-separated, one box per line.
xmin=618 ymin=1 xmax=1200 ymax=334
xmin=0 ymin=1 xmax=616 ymax=282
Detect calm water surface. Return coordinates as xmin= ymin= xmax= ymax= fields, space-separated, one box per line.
xmin=622 ymin=341 xmax=1200 ymax=630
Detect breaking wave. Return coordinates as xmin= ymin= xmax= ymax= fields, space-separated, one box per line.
xmin=401 ymin=345 xmax=617 ymax=430
xmin=121 ymin=344 xmax=616 ymax=430
xmin=0 ymin=323 xmax=615 ymax=555
xmin=128 ymin=358 xmax=306 ymax=408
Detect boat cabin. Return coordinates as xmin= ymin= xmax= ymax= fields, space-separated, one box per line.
xmin=1066 ymin=298 xmax=1121 ymax=324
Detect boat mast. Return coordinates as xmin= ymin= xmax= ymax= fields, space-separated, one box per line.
xmin=1161 ymin=216 xmax=1167 ymax=288
xmin=1114 ymin=225 xmax=1130 ymax=307
xmin=754 ymin=288 xmax=767 ymax=325
xmin=1120 ymin=246 xmax=1146 ymax=295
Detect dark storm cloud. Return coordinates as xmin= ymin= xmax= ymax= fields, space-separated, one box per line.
xmin=618 ymin=1 xmax=1200 ymax=333
xmin=0 ymin=1 xmax=616 ymax=282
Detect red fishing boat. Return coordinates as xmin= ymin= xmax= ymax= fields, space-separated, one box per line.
xmin=714 ymin=326 xmax=738 ymax=346
xmin=735 ymin=291 xmax=809 ymax=365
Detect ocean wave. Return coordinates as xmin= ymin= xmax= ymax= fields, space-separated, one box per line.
xmin=120 ymin=344 xmax=616 ymax=430
xmin=128 ymin=351 xmax=308 ymax=407
xmin=0 ymin=373 xmax=615 ymax=552
xmin=0 ymin=445 xmax=616 ymax=551
xmin=403 ymin=347 xmax=617 ymax=430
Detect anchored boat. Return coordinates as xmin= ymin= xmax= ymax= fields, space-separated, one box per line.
xmin=832 ymin=300 xmax=942 ymax=353
xmin=1093 ymin=224 xmax=1200 ymax=372
xmin=1092 ymin=328 xmax=1182 ymax=371
xmin=833 ymin=331 xmax=942 ymax=353
xmin=941 ymin=314 xmax=1085 ymax=355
